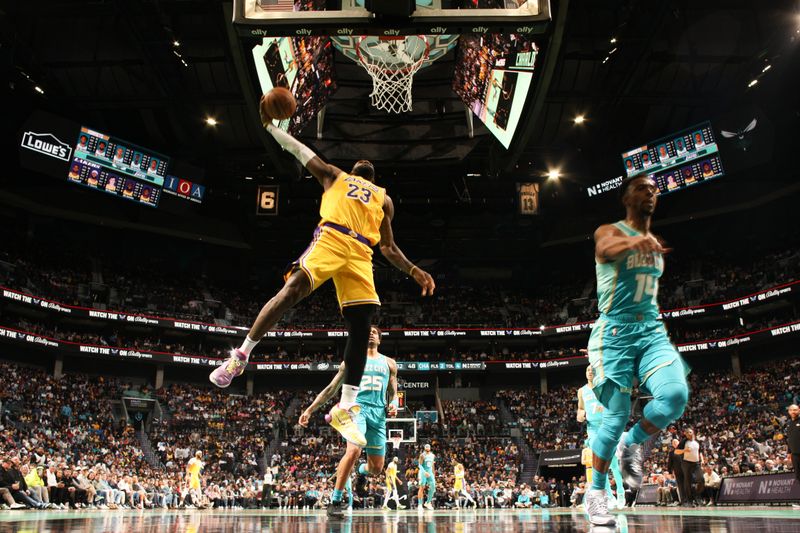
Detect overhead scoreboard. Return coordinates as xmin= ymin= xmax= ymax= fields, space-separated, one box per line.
xmin=18 ymin=110 xmax=206 ymax=208
xmin=69 ymin=127 xmax=167 ymax=208
xmin=620 ymin=121 xmax=725 ymax=196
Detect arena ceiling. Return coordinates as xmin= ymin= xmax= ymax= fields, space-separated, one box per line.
xmin=2 ymin=0 xmax=799 ymax=249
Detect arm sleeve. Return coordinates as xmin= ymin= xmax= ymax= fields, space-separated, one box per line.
xmin=265 ymin=124 xmax=316 ymax=166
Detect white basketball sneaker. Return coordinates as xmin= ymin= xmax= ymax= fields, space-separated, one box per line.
xmin=584 ymin=489 xmax=616 ymax=526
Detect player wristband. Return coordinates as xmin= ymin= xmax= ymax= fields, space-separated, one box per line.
xmin=408 ymin=265 xmax=418 ymax=277
xmin=265 ymin=123 xmax=316 ymax=166
xmin=390 ymin=398 xmax=399 ymax=409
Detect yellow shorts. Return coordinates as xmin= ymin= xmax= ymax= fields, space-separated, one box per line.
xmin=582 ymin=447 xmax=593 ymax=482
xmin=190 ymin=476 xmax=201 ymax=490
xmin=286 ymin=225 xmax=380 ymax=308
xmin=454 ymin=481 xmax=463 ymax=491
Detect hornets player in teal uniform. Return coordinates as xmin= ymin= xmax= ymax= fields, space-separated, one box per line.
xmin=584 ymin=175 xmax=689 ymax=527
xmin=577 ymin=365 xmax=625 ymax=509
xmin=417 ymin=444 xmax=435 ymax=509
xmin=299 ymin=326 xmax=399 ymax=518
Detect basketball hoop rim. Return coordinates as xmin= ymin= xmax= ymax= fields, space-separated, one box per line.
xmin=356 ymin=35 xmax=431 ymax=76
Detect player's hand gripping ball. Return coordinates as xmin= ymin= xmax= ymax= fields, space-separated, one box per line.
xmin=260 ymin=87 xmax=297 ymax=124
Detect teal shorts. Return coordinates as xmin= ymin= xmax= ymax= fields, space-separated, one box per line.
xmin=588 ymin=315 xmax=688 ymax=407
xmin=354 ymin=404 xmax=386 ymax=457
xmin=418 ymin=470 xmax=435 ymax=487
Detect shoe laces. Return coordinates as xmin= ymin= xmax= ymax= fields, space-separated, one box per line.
xmin=335 ymin=410 xmax=354 ymax=427
xmin=225 ymin=356 xmax=244 ymax=373
xmin=589 ymin=491 xmax=608 ymax=515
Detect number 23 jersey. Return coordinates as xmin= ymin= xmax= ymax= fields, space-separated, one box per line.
xmin=320 ymin=172 xmax=386 ymax=246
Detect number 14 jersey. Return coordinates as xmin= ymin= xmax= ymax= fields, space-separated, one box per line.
xmin=596 ymin=220 xmax=664 ymax=320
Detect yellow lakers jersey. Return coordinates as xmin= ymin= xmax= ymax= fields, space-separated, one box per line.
xmin=386 ymin=463 xmax=397 ymax=485
xmin=454 ymin=464 xmax=465 ymax=489
xmin=188 ymin=458 xmax=202 ymax=476
xmin=319 ymin=172 xmax=386 ymax=246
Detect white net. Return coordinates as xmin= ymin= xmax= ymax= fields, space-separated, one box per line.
xmin=357 ymin=36 xmax=429 ymax=114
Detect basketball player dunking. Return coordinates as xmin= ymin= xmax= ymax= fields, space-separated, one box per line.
xmin=584 ymin=175 xmax=690 ymax=526
xmin=298 ymin=326 xmax=398 ymax=518
xmin=210 ymin=101 xmax=435 ymax=449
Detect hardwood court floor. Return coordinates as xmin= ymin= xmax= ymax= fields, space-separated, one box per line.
xmin=0 ymin=506 xmax=797 ymax=532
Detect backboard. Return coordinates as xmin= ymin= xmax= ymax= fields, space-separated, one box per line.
xmin=386 ymin=417 xmax=417 ymax=444
xmin=232 ymin=0 xmax=552 ymax=37
xmin=227 ymin=0 xmax=551 ymax=155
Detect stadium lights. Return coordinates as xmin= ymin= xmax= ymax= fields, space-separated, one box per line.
xmin=573 ymin=114 xmax=586 ymax=125
xmin=602 ymin=56 xmax=610 ymax=64
xmin=547 ymin=169 xmax=561 ymax=180
xmin=181 ymin=60 xmax=189 ymax=67
xmin=245 ymin=176 xmax=253 ymax=180
xmin=762 ymin=64 xmax=771 ymax=73
xmin=33 ymin=86 xmax=44 ymax=94
xmin=539 ymin=325 xmax=545 ymax=331
xmin=173 ymin=40 xmax=181 ymax=47
xmin=610 ymin=37 xmax=617 ymax=44
xmin=609 ymin=47 xmax=618 ymax=55
xmin=748 ymin=79 xmax=758 ymax=88
xmin=205 ymin=117 xmax=218 ymax=126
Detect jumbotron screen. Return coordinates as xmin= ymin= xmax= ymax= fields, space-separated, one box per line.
xmin=250 ymin=36 xmax=336 ymax=135
xmin=453 ymin=35 xmax=538 ymax=148
xmin=620 ymin=121 xmax=725 ymax=195
xmin=68 ymin=127 xmax=166 ymax=208
xmin=74 ymin=127 xmax=168 ymax=186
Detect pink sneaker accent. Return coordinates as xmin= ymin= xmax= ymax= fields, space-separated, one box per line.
xmin=209 ymin=349 xmax=248 ymax=388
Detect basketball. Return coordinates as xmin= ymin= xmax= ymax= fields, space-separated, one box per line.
xmin=261 ymin=87 xmax=297 ymax=120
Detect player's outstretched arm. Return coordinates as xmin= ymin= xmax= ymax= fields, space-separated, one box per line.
xmin=379 ymin=195 xmax=435 ymax=296
xmin=261 ymin=108 xmax=342 ymax=190
xmin=576 ymin=390 xmax=586 ymax=423
xmin=594 ymin=224 xmax=669 ymax=263
xmin=386 ymin=358 xmax=399 ymax=418
xmin=299 ymin=364 xmax=346 ymax=426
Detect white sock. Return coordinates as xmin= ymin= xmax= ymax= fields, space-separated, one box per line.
xmin=340 ymin=385 xmax=359 ymax=408
xmin=238 ymin=336 xmax=259 ymax=357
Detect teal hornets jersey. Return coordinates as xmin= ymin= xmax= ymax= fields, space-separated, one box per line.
xmin=596 ymin=221 xmax=664 ymax=319
xmin=356 ymin=354 xmax=390 ymax=408
xmin=580 ymin=384 xmax=604 ymax=434
xmin=421 ymin=452 xmax=435 ymax=473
